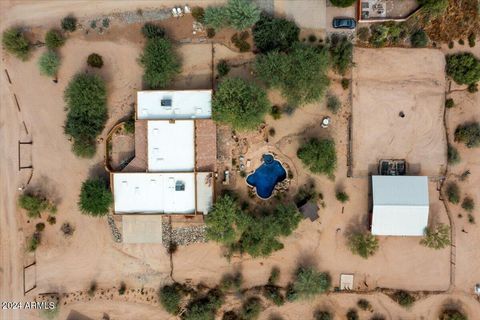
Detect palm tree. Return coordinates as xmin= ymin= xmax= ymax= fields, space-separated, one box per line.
xmin=347 ymin=231 xmax=379 ymax=258
xmin=420 ymin=224 xmax=450 ymax=249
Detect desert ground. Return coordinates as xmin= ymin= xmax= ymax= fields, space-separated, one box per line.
xmin=1 ymin=1 xmax=480 ymax=320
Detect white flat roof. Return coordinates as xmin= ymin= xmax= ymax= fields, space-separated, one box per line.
xmin=371 ymin=176 xmax=429 ymax=236
xmin=148 ymin=120 xmax=194 ymax=172
xmin=137 ymin=90 xmax=212 ymax=120
xmin=113 ymin=173 xmax=196 ymax=214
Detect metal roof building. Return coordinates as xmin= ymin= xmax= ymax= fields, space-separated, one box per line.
xmin=371 ymin=175 xmax=429 ymax=236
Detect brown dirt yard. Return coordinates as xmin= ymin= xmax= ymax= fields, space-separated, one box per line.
xmin=351 ymin=48 xmax=447 ymax=177
xmin=1 ymin=1 xmax=480 ymax=320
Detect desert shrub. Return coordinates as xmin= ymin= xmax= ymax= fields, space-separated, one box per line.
xmin=329 ymin=34 xmax=353 ymax=75
xmin=468 ymin=214 xmax=475 ymax=224
xmin=255 ymin=43 xmax=330 ymax=106
xmin=231 ymin=31 xmax=251 ymax=52
xmin=19 ymin=194 xmax=56 ymax=218
xmin=297 ymin=138 xmax=337 ymax=177
xmin=140 ymin=37 xmax=181 ymax=89
xmin=217 ymin=59 xmax=230 ymax=77
xmin=336 ymin=191 xmax=349 ymax=203
xmin=205 ymin=195 xmax=244 ymax=245
xmin=240 ymin=297 xmax=262 ymax=320
xmin=118 ymin=282 xmax=126 ymax=295
xmin=2 ymin=27 xmax=30 ymax=60
xmin=207 ymin=28 xmax=216 ymax=38
xmin=87 ymin=282 xmax=97 ymax=297
xmin=90 ymin=20 xmax=97 ymax=29
xmin=331 ymin=0 xmax=356 ymax=7
xmin=346 ymin=309 xmax=359 ymax=320
xmin=440 ymin=309 xmax=467 ymax=320
xmin=102 ymin=18 xmax=110 ymax=28
xmin=222 ymin=311 xmax=240 ymax=320
xmin=263 ymin=285 xmax=284 ymax=306
xmin=212 ymin=77 xmax=269 ymax=130
xmin=224 ymin=0 xmax=260 ymax=30
xmin=468 ymin=33 xmax=476 ymax=47
xmin=141 ymin=22 xmax=165 ymax=39
xmin=357 ymin=299 xmax=371 ymax=311
xmin=454 ymin=122 xmax=480 ymax=148
xmin=291 ymin=267 xmax=331 ymax=300
xmin=308 ymin=34 xmax=317 ymax=42
xmin=357 ymin=27 xmax=370 ymax=42
xmin=461 ymin=197 xmax=475 ymax=212
xmin=369 ymin=22 xmax=407 ymax=47
xmin=268 ymin=267 xmax=280 ymax=285
xmin=191 ymin=6 xmax=205 ymax=23
xmin=446 ymin=182 xmax=460 ymax=204
xmin=219 ymin=272 xmax=243 ymax=292
xmin=61 ymin=222 xmax=75 ymax=236
xmin=38 ymin=50 xmax=60 ymax=77
xmin=64 ymin=73 xmax=107 ymax=157
xmin=445 ymin=98 xmax=455 ymax=108
xmin=87 ymin=53 xmax=103 ymax=68
xmin=47 ymin=215 xmax=56 ymax=225
xmin=347 ymin=231 xmax=379 ymax=258
xmin=78 ymin=178 xmax=112 ymax=216
xmin=410 ymin=29 xmax=428 ymax=47
xmin=182 ymin=289 xmax=224 ymax=320
xmin=124 ymin=113 xmax=135 ymax=134
xmin=45 ymin=29 xmax=65 ymax=49
xmin=467 ymin=83 xmax=478 ymax=93
xmin=446 ymin=53 xmax=480 ymax=85
xmin=159 ymin=284 xmax=183 ymax=314
xmin=270 ymin=105 xmax=282 ymax=120
xmin=268 ymin=127 xmax=276 ymax=137
xmin=315 ymin=311 xmax=332 ymax=320
xmin=448 ymin=41 xmax=454 ymax=49
xmin=326 ymin=94 xmax=341 ymax=114
xmin=36 ymin=222 xmax=46 ymax=232
xmin=447 ymin=144 xmax=461 ymax=165
xmin=418 ymin=0 xmax=448 ymax=16
xmin=341 ymin=78 xmax=350 ymax=90
xmin=392 ymin=290 xmax=415 ymax=307
xmin=61 ymin=15 xmax=77 ymax=32
xmin=420 ymin=223 xmax=451 ymax=249
xmin=252 ymin=13 xmax=299 ymax=53
xmin=459 ymin=39 xmax=465 ymax=46
xmin=27 ymin=232 xmax=41 ymax=252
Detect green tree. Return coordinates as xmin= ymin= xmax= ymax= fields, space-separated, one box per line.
xmin=418 ymin=0 xmax=448 ymax=16
xmin=420 ymin=223 xmax=450 ymax=249
xmin=217 ymin=59 xmax=230 ymax=77
xmin=446 ymin=53 xmax=480 ymax=85
xmin=140 ymin=37 xmax=181 ymax=89
xmin=159 ymin=284 xmax=183 ymax=315
xmin=392 ymin=290 xmax=415 ymax=307
xmin=240 ymin=297 xmax=262 ymax=320
xmin=191 ymin=7 xmax=205 ymax=23
xmin=461 ymin=197 xmax=475 ymax=212
xmin=205 ymin=195 xmax=244 ymax=245
xmin=212 ymin=77 xmax=270 ymax=130
xmin=204 ymin=6 xmax=229 ymax=30
xmin=45 ymin=29 xmax=65 ymax=49
xmin=2 ymin=27 xmax=30 ymax=60
xmin=330 ymin=0 xmax=356 ymax=8
xmin=182 ymin=289 xmax=224 ymax=320
xmin=447 ymin=144 xmax=461 ymax=165
xmin=454 ymin=122 xmax=480 ymax=148
xmin=38 ymin=50 xmax=60 ymax=77
xmin=346 ymin=309 xmax=359 ymax=320
xmin=329 ymin=34 xmax=353 ymax=75
xmin=225 ymin=0 xmax=260 ymax=30
xmin=297 ymin=138 xmax=337 ymax=177
xmin=410 ymin=29 xmax=428 ymax=48
xmin=255 ymin=44 xmax=330 ymax=106
xmin=291 ymin=267 xmax=331 ymax=300
xmin=19 ymin=194 xmax=56 ymax=218
xmin=64 ymin=73 xmax=107 ymax=157
xmin=252 ymin=13 xmax=299 ymax=53
xmin=347 ymin=232 xmax=379 ymax=258
xmin=326 ymin=94 xmax=341 ymax=114
xmin=78 ymin=178 xmax=112 ymax=216
xmin=336 ymin=191 xmax=349 ymax=203
xmin=61 ymin=15 xmax=77 ymax=32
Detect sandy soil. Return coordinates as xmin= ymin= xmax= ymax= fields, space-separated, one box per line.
xmin=351 ymin=48 xmax=447 ymax=177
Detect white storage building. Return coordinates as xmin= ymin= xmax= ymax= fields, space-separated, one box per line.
xmin=371 ymin=175 xmax=429 ymax=236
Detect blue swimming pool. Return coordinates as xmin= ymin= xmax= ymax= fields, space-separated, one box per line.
xmin=246 ymin=154 xmax=287 ymax=200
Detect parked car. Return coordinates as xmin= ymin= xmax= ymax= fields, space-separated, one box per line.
xmin=332 ymin=17 xmax=357 ymax=29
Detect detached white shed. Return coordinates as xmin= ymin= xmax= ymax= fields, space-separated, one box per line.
xmin=371 ymin=175 xmax=429 ymax=236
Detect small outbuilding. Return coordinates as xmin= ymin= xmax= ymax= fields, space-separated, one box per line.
xmin=371 ymin=175 xmax=429 ymax=236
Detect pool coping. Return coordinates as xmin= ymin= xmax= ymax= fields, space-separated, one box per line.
xmin=245 ymin=152 xmax=288 ymax=201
